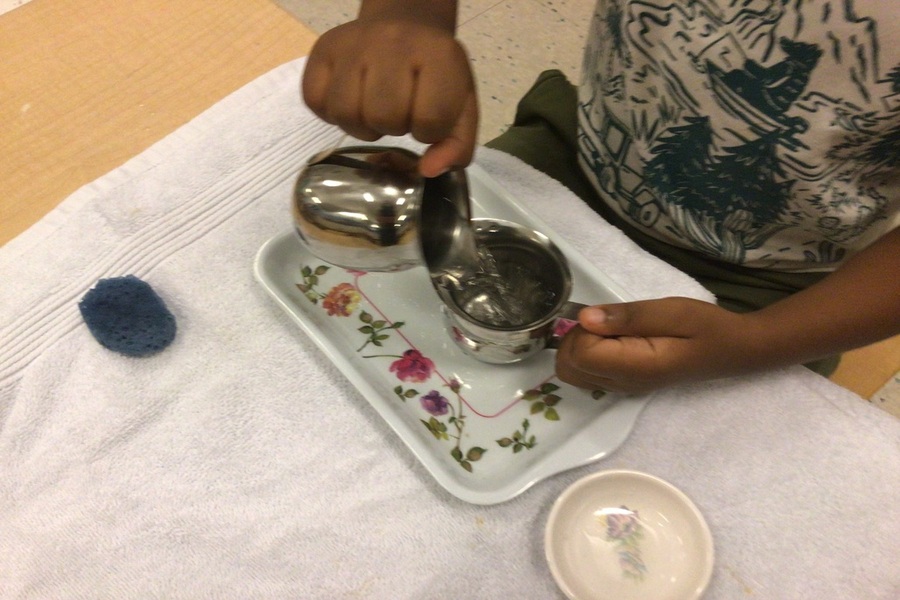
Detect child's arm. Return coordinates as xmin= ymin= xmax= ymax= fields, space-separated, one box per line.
xmin=301 ymin=0 xmax=477 ymax=177
xmin=556 ymin=227 xmax=900 ymax=393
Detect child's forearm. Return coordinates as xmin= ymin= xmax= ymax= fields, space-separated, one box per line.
xmin=745 ymin=227 xmax=900 ymax=368
xmin=358 ymin=0 xmax=459 ymax=32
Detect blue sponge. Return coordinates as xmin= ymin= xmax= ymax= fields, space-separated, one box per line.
xmin=78 ymin=275 xmax=176 ymax=357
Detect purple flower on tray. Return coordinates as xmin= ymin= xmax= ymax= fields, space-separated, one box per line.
xmin=420 ymin=390 xmax=450 ymax=416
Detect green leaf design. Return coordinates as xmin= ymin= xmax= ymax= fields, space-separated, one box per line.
xmin=543 ymin=394 xmax=562 ymax=407
xmin=394 ymin=386 xmax=419 ymax=402
xmin=466 ymin=447 xmax=486 ymax=461
xmin=356 ymin=310 xmax=403 ymax=352
xmin=498 ymin=418 xmax=537 ymax=452
xmin=421 ymin=418 xmax=449 ymax=440
xmin=523 ymin=385 xmax=566 ymax=422
xmin=421 ymin=419 xmax=436 ymax=437
xmin=298 ymin=264 xmax=332 ymax=304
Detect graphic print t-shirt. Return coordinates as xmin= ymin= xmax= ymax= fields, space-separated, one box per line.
xmin=577 ymin=0 xmax=900 ymax=271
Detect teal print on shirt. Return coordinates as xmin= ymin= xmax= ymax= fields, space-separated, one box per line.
xmin=578 ymin=0 xmax=900 ymax=268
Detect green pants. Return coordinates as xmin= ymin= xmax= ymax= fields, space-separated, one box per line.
xmin=487 ymin=70 xmax=839 ymax=376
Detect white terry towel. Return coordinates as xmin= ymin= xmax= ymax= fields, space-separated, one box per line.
xmin=1 ymin=58 xmax=898 ymax=599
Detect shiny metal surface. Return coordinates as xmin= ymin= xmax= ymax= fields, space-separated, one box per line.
xmin=432 ymin=219 xmax=585 ymax=364
xmin=292 ymin=145 xmax=474 ymax=273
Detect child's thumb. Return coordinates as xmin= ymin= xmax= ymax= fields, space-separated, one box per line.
xmin=578 ymin=299 xmax=691 ymax=338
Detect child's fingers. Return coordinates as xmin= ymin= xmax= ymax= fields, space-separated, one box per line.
xmin=418 ymin=92 xmax=479 ymax=177
xmin=361 ymin=64 xmax=417 ymax=137
xmin=300 ymin=53 xmax=333 ymax=118
xmin=410 ymin=48 xmax=475 ymax=144
xmin=578 ymin=299 xmax=704 ymax=339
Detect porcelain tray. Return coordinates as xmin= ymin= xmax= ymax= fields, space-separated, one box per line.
xmin=254 ymin=164 xmax=648 ymax=504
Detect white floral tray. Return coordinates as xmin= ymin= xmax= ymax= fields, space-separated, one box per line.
xmin=254 ymin=165 xmax=648 ymax=504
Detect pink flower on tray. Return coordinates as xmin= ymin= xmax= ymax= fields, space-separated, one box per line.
xmin=322 ymin=283 xmax=361 ymax=317
xmin=420 ymin=390 xmax=450 ymax=416
xmin=553 ymin=318 xmax=578 ymax=339
xmin=389 ymin=349 xmax=435 ymax=383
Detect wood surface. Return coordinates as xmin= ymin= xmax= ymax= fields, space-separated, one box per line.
xmin=0 ymin=0 xmax=316 ymax=245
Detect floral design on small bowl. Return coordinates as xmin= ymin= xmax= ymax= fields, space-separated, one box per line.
xmin=599 ymin=506 xmax=647 ymax=580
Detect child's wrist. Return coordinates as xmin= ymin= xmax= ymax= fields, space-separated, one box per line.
xmin=359 ymin=0 xmax=458 ymax=33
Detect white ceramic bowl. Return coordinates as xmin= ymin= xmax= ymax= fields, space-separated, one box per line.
xmin=545 ymin=470 xmax=714 ymax=600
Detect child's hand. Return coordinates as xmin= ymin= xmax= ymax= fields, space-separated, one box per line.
xmin=555 ymin=298 xmax=761 ymax=394
xmin=302 ymin=17 xmax=478 ymax=177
